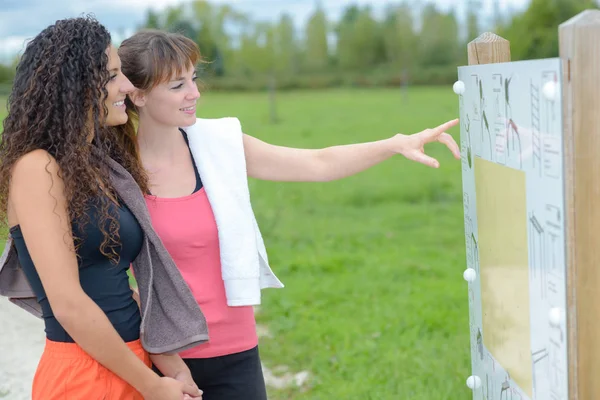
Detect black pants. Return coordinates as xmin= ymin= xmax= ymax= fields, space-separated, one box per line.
xmin=153 ymin=346 xmax=268 ymax=400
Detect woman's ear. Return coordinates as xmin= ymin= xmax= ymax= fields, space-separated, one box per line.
xmin=128 ymin=89 xmax=146 ymax=107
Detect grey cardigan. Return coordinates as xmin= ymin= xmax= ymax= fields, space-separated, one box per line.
xmin=0 ymin=157 xmax=208 ymax=354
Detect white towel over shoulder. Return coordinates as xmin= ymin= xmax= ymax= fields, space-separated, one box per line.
xmin=182 ymin=117 xmax=284 ymax=306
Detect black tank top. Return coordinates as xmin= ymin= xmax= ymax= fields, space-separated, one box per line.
xmin=146 ymin=129 xmax=203 ymax=196
xmin=10 ymin=196 xmax=143 ymax=343
xmin=181 ymin=129 xmax=203 ymax=193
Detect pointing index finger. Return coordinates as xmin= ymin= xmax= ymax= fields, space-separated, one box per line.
xmin=432 ymin=118 xmax=459 ymax=135
xmin=425 ymin=119 xmax=459 ymax=139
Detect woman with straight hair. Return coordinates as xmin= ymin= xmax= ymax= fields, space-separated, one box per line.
xmin=118 ymin=29 xmax=460 ymax=399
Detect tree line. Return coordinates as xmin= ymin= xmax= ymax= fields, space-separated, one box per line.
xmin=0 ymin=0 xmax=596 ymax=92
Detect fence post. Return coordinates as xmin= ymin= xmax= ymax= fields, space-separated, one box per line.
xmin=467 ymin=32 xmax=511 ymax=66
xmin=559 ymin=9 xmax=600 ymax=400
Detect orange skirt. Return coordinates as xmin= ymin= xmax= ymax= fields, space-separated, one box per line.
xmin=32 ymin=338 xmax=151 ymax=400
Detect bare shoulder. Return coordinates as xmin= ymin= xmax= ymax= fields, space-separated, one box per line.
xmin=8 ymin=149 xmax=67 ymax=226
xmin=10 ymin=149 xmax=65 ymax=198
xmin=11 ymin=149 xmax=60 ymax=181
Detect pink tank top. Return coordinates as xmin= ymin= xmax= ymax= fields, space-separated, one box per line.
xmin=145 ymin=188 xmax=258 ymax=359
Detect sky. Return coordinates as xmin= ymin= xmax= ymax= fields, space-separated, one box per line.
xmin=0 ymin=0 xmax=529 ymax=64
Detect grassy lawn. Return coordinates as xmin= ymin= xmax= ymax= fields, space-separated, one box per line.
xmin=197 ymin=87 xmax=470 ymax=399
xmin=0 ymin=97 xmax=6 ymax=126
xmin=0 ymin=87 xmax=471 ymax=399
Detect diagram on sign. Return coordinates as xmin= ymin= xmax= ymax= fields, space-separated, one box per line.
xmin=545 ymin=204 xmax=562 ymax=284
xmin=459 ymin=90 xmax=473 ymax=173
xmin=548 ymin=334 xmax=564 ymax=400
xmin=504 ymin=74 xmax=523 ymax=169
xmin=471 ymin=74 xmax=493 ymax=160
xmin=543 ymin=136 xmax=561 ymax=179
xmin=493 ymin=73 xmax=507 ymax=165
xmin=476 ymin=328 xmax=483 ymax=361
xmin=541 ymin=71 xmax=558 ymax=135
xmin=530 ymin=80 xmax=542 ymax=176
xmin=500 ymin=374 xmax=511 ymax=400
xmin=458 ymin=57 xmax=567 ymax=400
xmin=485 ymin=71 xmax=523 ymax=169
xmin=525 ymin=204 xmax=563 ymax=302
xmin=531 ymin=347 xmax=549 ymax=396
xmin=470 ymin=74 xmax=481 ymax=158
xmin=463 ymin=114 xmax=474 ymax=171
xmin=541 ymin=70 xmax=561 ymax=180
xmin=529 ymin=212 xmax=546 ymax=299
xmin=463 ymin=192 xmax=479 ymax=273
xmin=482 ymin=369 xmax=522 ymax=400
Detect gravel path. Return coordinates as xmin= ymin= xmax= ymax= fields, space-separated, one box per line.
xmin=0 ymin=296 xmax=44 ymax=400
xmin=0 ymin=298 xmax=309 ymax=399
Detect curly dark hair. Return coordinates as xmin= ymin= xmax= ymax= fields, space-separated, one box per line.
xmin=0 ymin=15 xmax=149 ymax=262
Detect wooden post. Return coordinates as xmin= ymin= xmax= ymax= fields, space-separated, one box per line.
xmin=467 ymin=32 xmax=511 ymax=65
xmin=559 ymin=9 xmax=600 ymax=400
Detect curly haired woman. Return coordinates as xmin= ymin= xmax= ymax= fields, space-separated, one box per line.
xmin=0 ymin=17 xmax=202 ymax=400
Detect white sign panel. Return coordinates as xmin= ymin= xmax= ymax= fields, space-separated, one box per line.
xmin=457 ymin=58 xmax=568 ymax=400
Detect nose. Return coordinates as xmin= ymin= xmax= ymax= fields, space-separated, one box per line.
xmin=187 ymin=82 xmax=200 ymax=100
xmin=120 ymin=76 xmax=135 ymax=94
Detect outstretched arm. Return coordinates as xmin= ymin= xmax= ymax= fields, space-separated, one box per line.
xmin=243 ymin=118 xmax=460 ymax=182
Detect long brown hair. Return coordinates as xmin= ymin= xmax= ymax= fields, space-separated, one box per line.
xmin=0 ymin=16 xmax=148 ymax=261
xmin=117 ymin=29 xmax=203 ymax=182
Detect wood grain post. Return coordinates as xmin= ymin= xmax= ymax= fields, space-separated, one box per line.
xmin=467 ymin=32 xmax=511 ymax=66
xmin=559 ymin=9 xmax=600 ymax=400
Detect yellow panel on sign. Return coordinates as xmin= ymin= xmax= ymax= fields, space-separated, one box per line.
xmin=474 ymin=156 xmax=532 ymax=397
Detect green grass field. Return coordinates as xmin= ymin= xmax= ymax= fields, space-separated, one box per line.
xmin=0 ymin=97 xmax=6 ymax=123
xmin=1 ymin=87 xmax=471 ymax=399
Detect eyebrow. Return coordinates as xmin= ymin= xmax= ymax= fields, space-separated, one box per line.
xmin=170 ymin=73 xmax=198 ymax=82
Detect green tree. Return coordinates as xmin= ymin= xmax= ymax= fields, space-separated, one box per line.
xmin=144 ymin=9 xmax=162 ymax=29
xmin=164 ymin=5 xmax=185 ymax=30
xmin=274 ymin=14 xmax=298 ymax=76
xmin=466 ymin=0 xmax=480 ymax=42
xmin=382 ymin=2 xmax=418 ymax=69
xmin=353 ymin=7 xmax=386 ymax=70
xmin=168 ymin=20 xmax=198 ymax=42
xmin=499 ymin=0 xmax=597 ymax=60
xmin=335 ymin=5 xmax=386 ymax=71
xmin=235 ymin=22 xmax=276 ymax=76
xmin=304 ymin=7 xmax=329 ymax=71
xmin=418 ymin=4 xmax=461 ymax=67
xmin=0 ymin=64 xmax=15 ymax=84
xmin=336 ymin=5 xmax=361 ymax=70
